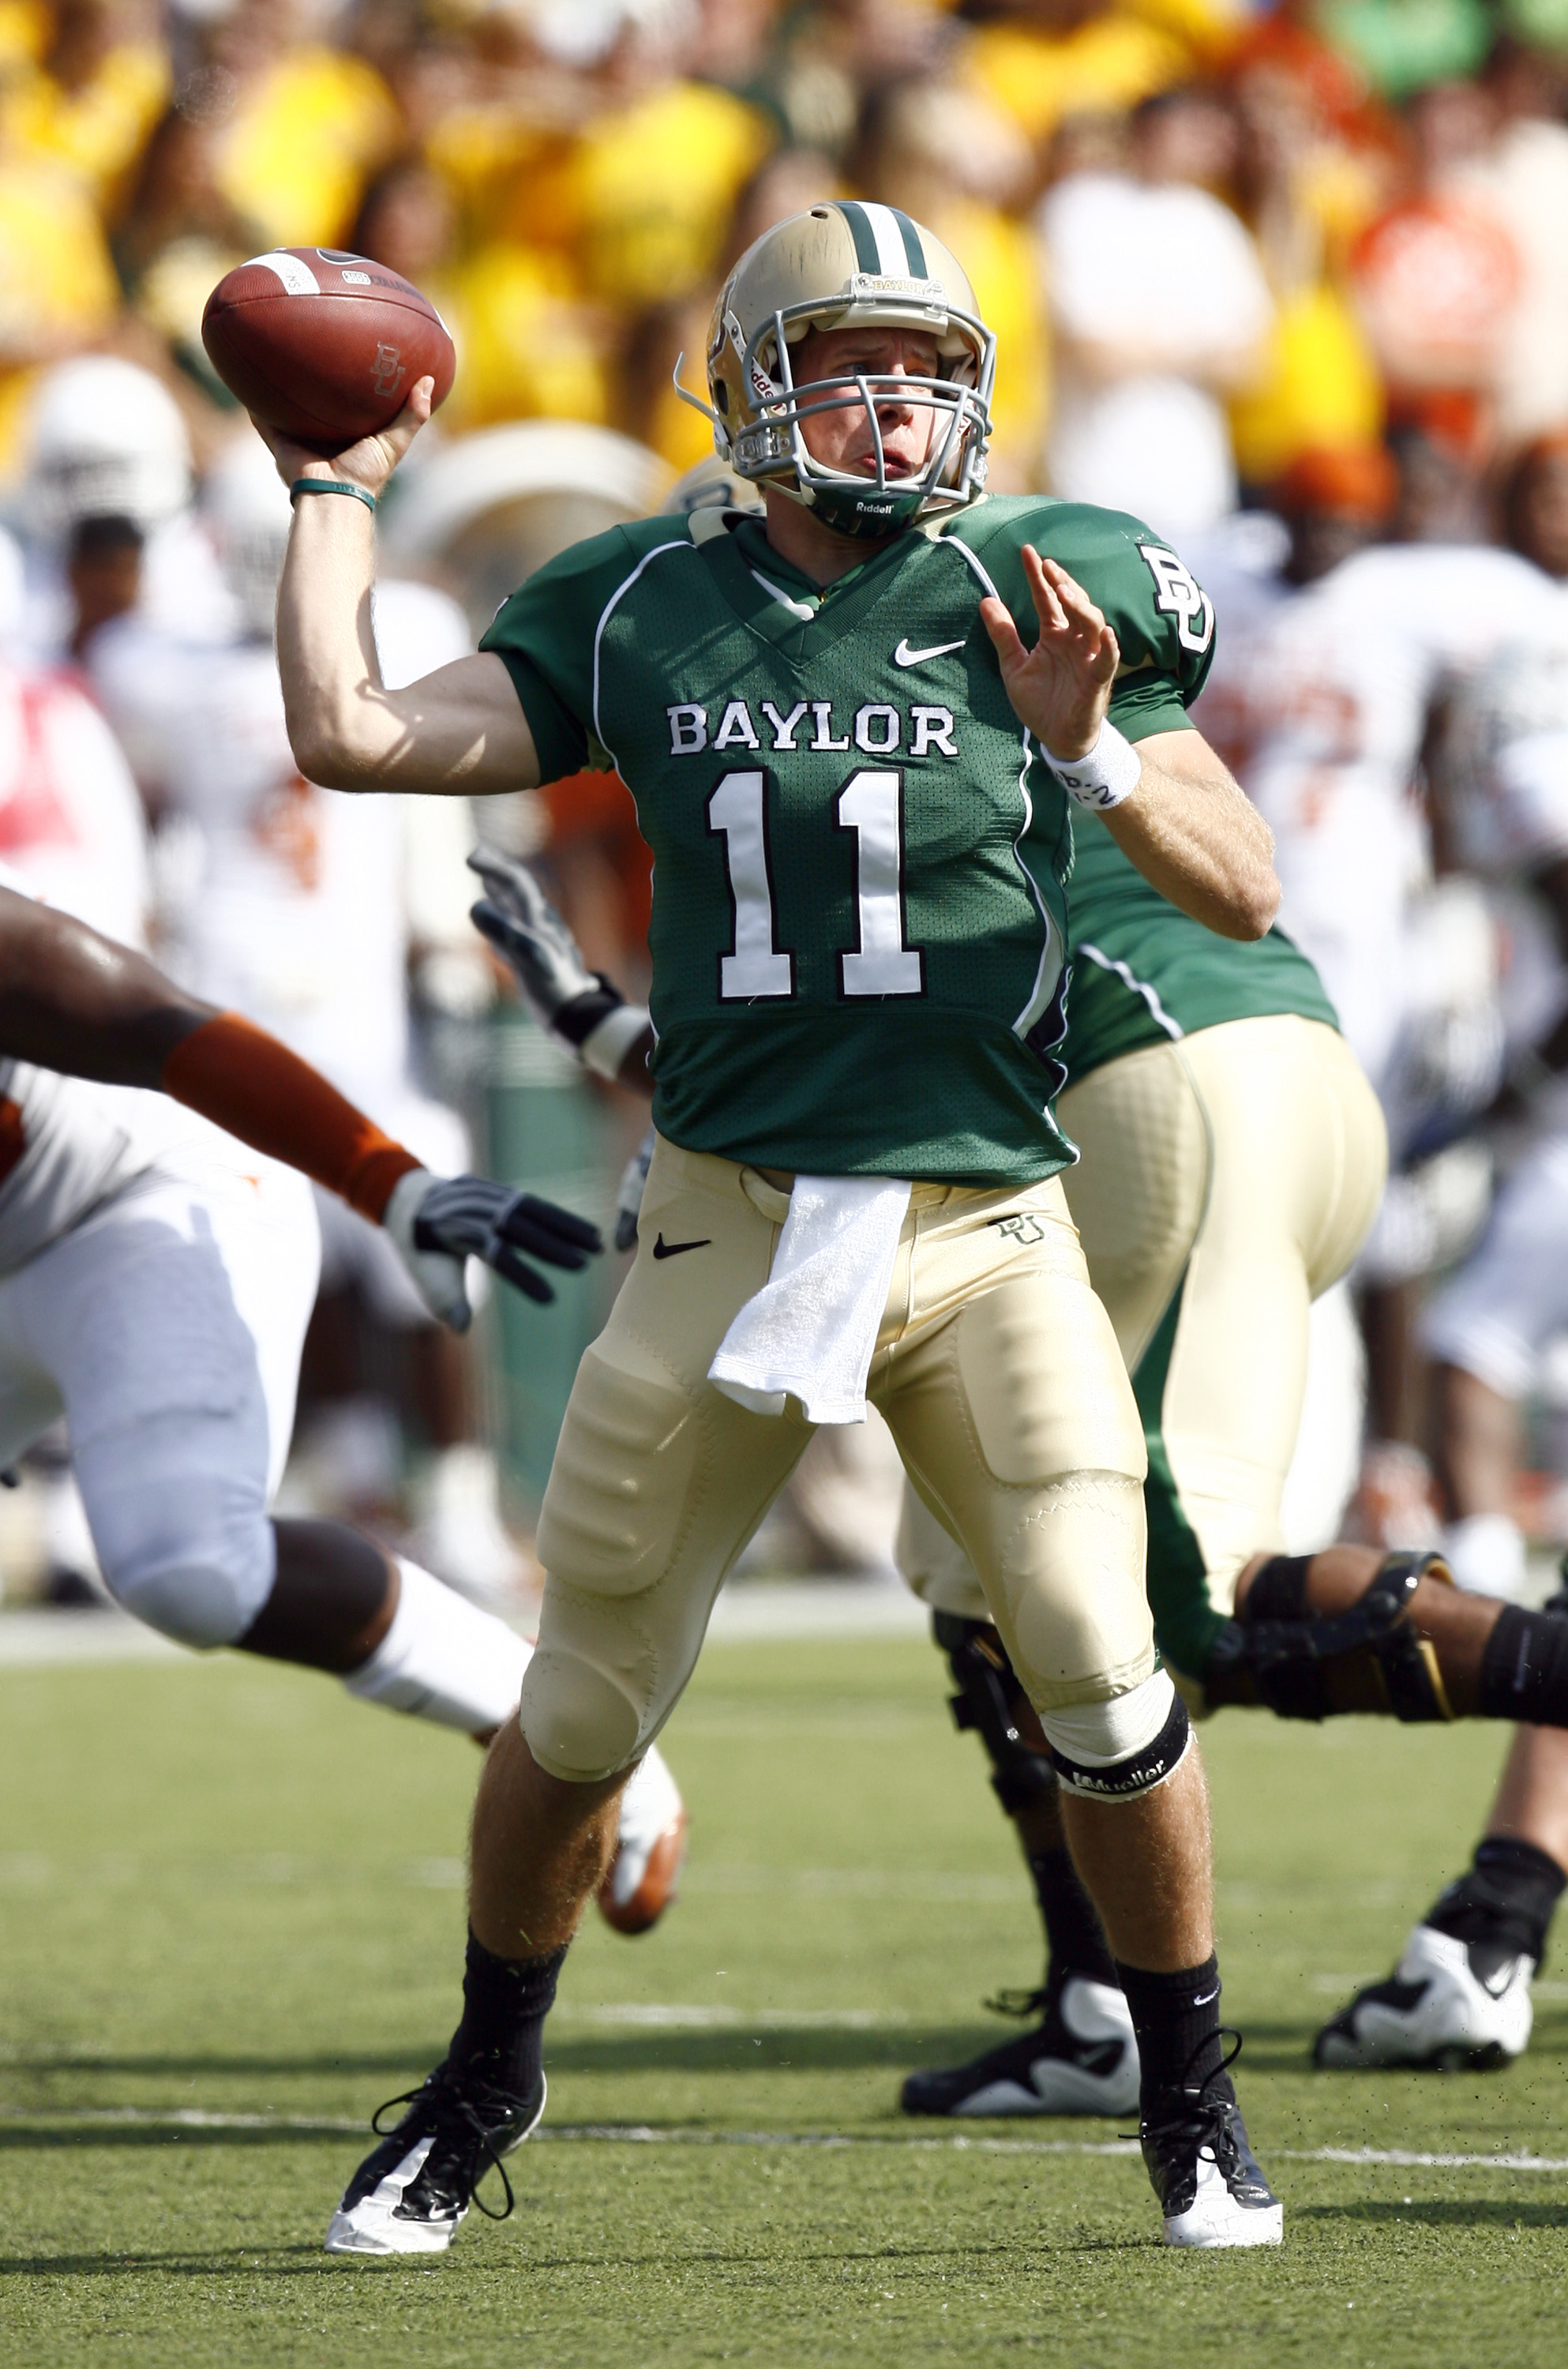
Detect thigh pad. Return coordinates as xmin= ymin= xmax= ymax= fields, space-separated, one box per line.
xmin=537 ymin=1339 xmax=703 ymax=1599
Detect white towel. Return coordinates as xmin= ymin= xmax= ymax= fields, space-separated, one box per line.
xmin=709 ymin=1175 xmax=911 ymax=1425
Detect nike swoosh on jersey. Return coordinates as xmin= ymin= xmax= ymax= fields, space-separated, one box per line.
xmin=652 ymin=1233 xmax=712 ymax=1260
xmin=893 ymin=636 xmax=966 ymax=666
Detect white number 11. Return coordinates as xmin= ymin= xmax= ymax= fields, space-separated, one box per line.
xmin=707 ymin=768 xmax=924 ymax=1002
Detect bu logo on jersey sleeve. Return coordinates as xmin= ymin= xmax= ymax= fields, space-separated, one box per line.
xmin=1139 ymin=545 xmax=1214 ymax=656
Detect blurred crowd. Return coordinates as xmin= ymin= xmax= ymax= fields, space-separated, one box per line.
xmin=12 ymin=0 xmax=1568 ymax=509
xmin=9 ymin=0 xmax=1568 ymax=1600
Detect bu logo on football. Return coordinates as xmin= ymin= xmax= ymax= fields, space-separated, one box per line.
xmin=372 ymin=342 xmax=405 ymax=399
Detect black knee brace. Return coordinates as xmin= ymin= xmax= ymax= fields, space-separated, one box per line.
xmin=1204 ymin=1551 xmax=1456 ymax=1722
xmin=932 ymin=1612 xmax=1058 ymax=1813
xmin=1479 ymin=1603 xmax=1568 ymax=1729
xmin=1240 ymin=1552 xmax=1315 ymax=1622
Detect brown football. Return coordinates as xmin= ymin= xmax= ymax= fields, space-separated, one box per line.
xmin=201 ymin=247 xmax=456 ymax=451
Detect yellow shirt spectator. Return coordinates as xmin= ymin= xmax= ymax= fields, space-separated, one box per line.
xmin=214 ymin=47 xmax=400 ymax=251
xmin=0 ymin=32 xmax=167 ymax=212
xmin=0 ymin=157 xmax=120 ymax=354
xmin=0 ymin=156 xmax=122 ymax=478
xmin=963 ymin=9 xmax=1195 ymax=148
xmin=439 ymin=243 xmax=610 ymax=431
xmin=1227 ymin=279 xmax=1384 ymax=484
xmin=564 ymin=81 xmax=775 ymax=310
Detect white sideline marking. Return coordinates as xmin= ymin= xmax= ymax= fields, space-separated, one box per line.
xmin=0 ymin=1576 xmax=926 ymax=1665
xmin=554 ymin=2003 xmax=913 ymax=2029
xmin=6 ymin=2109 xmax=1568 ymax=2172
xmin=706 ymin=1579 xmax=928 ymax=1642
xmin=0 ymin=1610 xmax=183 ymax=1665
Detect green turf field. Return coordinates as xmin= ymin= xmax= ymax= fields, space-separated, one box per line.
xmin=1 ymin=1629 xmax=1565 ymax=2367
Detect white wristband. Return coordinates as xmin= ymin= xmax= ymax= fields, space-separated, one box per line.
xmin=1044 ymin=719 xmax=1142 ymax=811
xmin=579 ymin=1002 xmax=651 ymax=1080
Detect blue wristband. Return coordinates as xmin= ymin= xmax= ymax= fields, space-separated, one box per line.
xmin=290 ymin=478 xmax=377 ymax=514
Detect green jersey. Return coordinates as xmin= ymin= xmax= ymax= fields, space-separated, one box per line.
xmin=1061 ymin=815 xmax=1340 ymax=1085
xmin=482 ymin=493 xmax=1213 ymax=1184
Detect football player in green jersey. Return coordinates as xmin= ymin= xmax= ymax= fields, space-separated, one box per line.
xmin=480 ymin=807 xmax=1568 ymax=2116
xmin=258 ymin=200 xmax=1284 ymax=2254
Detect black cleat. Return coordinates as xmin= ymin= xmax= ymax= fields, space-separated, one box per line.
xmin=1139 ymin=2038 xmax=1282 ymax=2247
xmin=900 ymin=1975 xmax=1140 ymax=2118
xmin=324 ymin=2061 xmax=545 ymax=2255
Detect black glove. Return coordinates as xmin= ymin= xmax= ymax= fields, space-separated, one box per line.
xmin=385 ymin=1169 xmax=602 ymax=1323
xmin=467 ymin=844 xmax=650 ymax=1080
xmin=467 ymin=844 xmax=621 ymax=1040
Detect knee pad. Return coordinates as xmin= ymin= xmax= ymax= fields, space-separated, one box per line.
xmin=932 ymin=1612 xmax=1058 ymax=1814
xmin=1205 ymin=1550 xmax=1456 ymax=1721
xmin=519 ymin=1645 xmax=643 ymax=1783
xmin=79 ymin=1412 xmax=276 ymax=1648
xmin=109 ymin=1557 xmax=271 ymax=1650
xmin=1041 ymin=1670 xmax=1191 ymax=1800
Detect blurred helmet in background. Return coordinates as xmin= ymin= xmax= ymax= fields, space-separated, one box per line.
xmin=202 ymin=433 xmax=292 ymax=640
xmin=380 ymin=420 xmax=670 ymax=636
xmin=693 ymin=201 xmax=994 ymax=539
xmin=659 ymin=454 xmax=766 ymax=518
xmin=22 ymin=359 xmax=193 ymax=546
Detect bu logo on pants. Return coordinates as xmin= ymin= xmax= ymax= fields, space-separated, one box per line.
xmin=990 ymin=1212 xmax=1048 ymax=1247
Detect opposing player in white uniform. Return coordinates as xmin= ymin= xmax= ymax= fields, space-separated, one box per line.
xmin=0 ymin=645 xmax=152 ymax=959
xmin=9 ymin=356 xmax=235 ymax=667
xmin=1193 ymin=449 xmax=1550 ymax=1095
xmin=91 ymin=438 xmax=519 ymax=1599
xmin=0 ymin=877 xmax=685 ymax=1932
xmin=1316 ymin=434 xmax=1568 ymax=2070
xmin=1191 ymin=447 xmax=1559 ymax=1541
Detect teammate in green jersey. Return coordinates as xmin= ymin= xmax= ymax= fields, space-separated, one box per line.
xmin=894 ymin=824 xmax=1568 ymax=2119
xmin=479 ymin=798 xmax=1568 ymax=2121
xmin=260 ymin=199 xmax=1284 ymax=2253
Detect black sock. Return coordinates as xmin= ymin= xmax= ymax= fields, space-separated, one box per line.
xmin=1426 ymin=1837 xmax=1566 ymax=1982
xmin=1026 ymin=1847 xmax=1119 ymax=1992
xmin=1478 ymin=1606 xmax=1568 ymax=1728
xmin=1116 ymin=1954 xmax=1229 ymax=2116
xmin=447 ymin=1932 xmax=567 ymax=2099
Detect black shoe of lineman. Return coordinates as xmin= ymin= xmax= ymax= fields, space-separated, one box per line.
xmin=899 ymin=1975 xmax=1141 ymax=2119
xmin=1138 ymin=2037 xmax=1283 ymax=2248
xmin=324 ymin=2060 xmax=546 ymax=2255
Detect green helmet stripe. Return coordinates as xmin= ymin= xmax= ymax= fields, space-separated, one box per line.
xmin=835 ymin=201 xmax=883 ymax=276
xmin=890 ymin=208 xmax=928 ymax=278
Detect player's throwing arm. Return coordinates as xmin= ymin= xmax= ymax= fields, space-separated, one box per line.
xmin=253 ymin=379 xmax=536 ymax=798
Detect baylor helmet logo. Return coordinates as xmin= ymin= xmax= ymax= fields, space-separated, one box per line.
xmin=1139 ymin=545 xmax=1214 ymax=655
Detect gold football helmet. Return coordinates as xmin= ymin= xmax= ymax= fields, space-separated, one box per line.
xmin=678 ymin=201 xmax=995 ymax=539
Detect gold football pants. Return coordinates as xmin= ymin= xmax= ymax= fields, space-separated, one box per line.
xmin=520 ymin=1135 xmax=1150 ymax=1781
xmin=898 ymin=1015 xmax=1387 ymax=1678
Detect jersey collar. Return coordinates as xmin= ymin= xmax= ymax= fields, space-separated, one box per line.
xmin=702 ymin=515 xmax=936 ymax=666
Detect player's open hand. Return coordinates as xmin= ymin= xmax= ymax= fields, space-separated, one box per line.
xmin=383 ymin=1168 xmax=602 ymax=1329
xmin=980 ymin=545 xmax=1120 ymax=761
xmin=250 ymin=374 xmax=437 ymax=501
